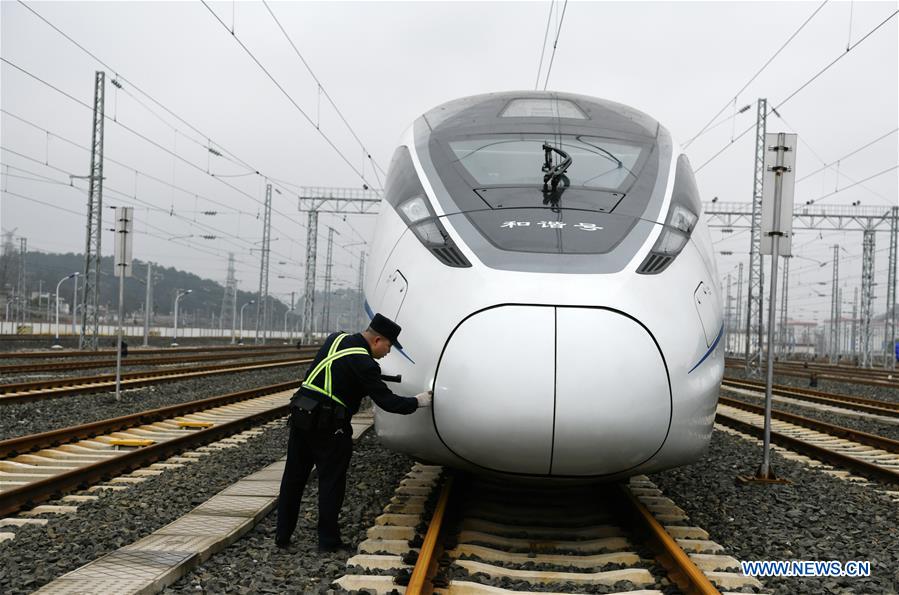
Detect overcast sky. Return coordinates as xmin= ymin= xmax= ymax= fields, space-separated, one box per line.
xmin=2 ymin=1 xmax=896 ymax=324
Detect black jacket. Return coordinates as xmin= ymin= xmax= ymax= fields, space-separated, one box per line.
xmin=296 ymin=332 xmax=419 ymax=417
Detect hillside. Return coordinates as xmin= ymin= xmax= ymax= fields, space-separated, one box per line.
xmin=0 ymin=251 xmax=365 ymax=332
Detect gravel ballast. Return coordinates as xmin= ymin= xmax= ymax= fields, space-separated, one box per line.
xmin=651 ymin=427 xmax=899 ymax=595
xmin=726 ymin=368 xmax=899 ymax=404
xmin=0 ymin=365 xmax=307 ymax=441
xmin=722 ymin=387 xmax=899 ymax=442
xmin=163 ymin=430 xmax=415 ymax=594
xmin=0 ymin=420 xmax=292 ymax=594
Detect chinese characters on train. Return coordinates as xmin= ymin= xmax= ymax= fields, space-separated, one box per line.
xmin=500 ymin=221 xmax=603 ymax=231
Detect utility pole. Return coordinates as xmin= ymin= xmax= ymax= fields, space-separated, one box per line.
xmin=301 ymin=210 xmax=319 ymax=344
xmin=725 ymin=273 xmax=732 ymax=353
xmin=357 ymin=251 xmax=366 ymax=330
xmin=221 ymin=253 xmax=236 ymax=339
xmin=830 ymin=244 xmax=840 ymax=363
xmin=79 ymin=71 xmax=106 ymax=351
xmin=735 ymin=262 xmax=744 ymax=356
xmin=851 ymin=287 xmax=859 ymax=359
xmin=744 ymin=98 xmax=767 ymax=373
xmin=779 ymin=256 xmax=790 ymax=355
xmin=321 ymin=227 xmax=336 ymax=333
xmin=287 ymin=290 xmax=295 ymax=343
xmin=748 ymin=130 xmax=795 ymax=483
xmin=113 ymin=207 xmax=133 ymax=401
xmin=885 ymin=206 xmax=898 ymax=369
xmin=16 ymin=237 xmax=26 ymax=325
xmin=143 ymin=261 xmax=153 ymax=347
xmin=256 ymin=185 xmax=272 ymax=344
xmin=860 ymin=229 xmax=876 ymax=367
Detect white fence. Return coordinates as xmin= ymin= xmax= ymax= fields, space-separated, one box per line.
xmin=0 ymin=321 xmax=303 ymax=341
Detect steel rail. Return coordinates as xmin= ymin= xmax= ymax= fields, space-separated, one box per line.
xmin=718 ymin=396 xmax=899 ymax=453
xmin=0 ymin=379 xmax=304 ymax=458
xmin=406 ymin=476 xmax=454 ymax=594
xmin=617 ymin=484 xmax=720 ymax=595
xmin=0 ymin=347 xmax=313 ymax=374
xmin=0 ymin=356 xmax=312 ymax=404
xmin=724 ymin=356 xmax=897 ymax=377
xmin=724 ymin=360 xmax=899 ymax=389
xmin=715 ymin=411 xmax=899 ymax=486
xmin=722 ymin=378 xmax=899 ymax=416
xmin=0 ymin=399 xmax=293 ymax=517
xmin=0 ymin=343 xmax=293 ymax=359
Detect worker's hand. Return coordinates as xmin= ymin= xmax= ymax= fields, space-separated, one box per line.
xmin=414 ymin=390 xmax=433 ymax=407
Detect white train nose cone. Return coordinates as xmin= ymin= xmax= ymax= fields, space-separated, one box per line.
xmin=434 ymin=306 xmax=671 ymax=476
xmin=552 ymin=308 xmax=670 ymax=475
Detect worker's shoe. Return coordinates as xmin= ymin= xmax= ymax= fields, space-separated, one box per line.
xmin=275 ymin=537 xmax=291 ymax=549
xmin=317 ymin=540 xmax=349 ymax=553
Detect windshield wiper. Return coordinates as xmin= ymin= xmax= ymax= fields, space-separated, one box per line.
xmin=542 ymin=143 xmax=571 ymax=207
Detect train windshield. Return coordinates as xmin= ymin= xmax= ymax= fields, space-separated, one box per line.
xmin=448 ymin=135 xmax=647 ymax=193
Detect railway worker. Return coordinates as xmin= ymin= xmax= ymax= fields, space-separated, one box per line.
xmin=275 ymin=313 xmax=431 ymax=552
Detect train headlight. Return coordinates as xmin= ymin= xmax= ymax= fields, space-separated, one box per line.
xmin=637 ymin=154 xmax=702 ymax=274
xmin=654 ymin=205 xmax=697 ymax=255
xmin=386 ymin=147 xmax=471 ymax=267
xmin=399 ymin=196 xmax=430 ymax=223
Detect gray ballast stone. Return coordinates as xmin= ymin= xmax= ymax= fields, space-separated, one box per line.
xmin=0 ymin=365 xmax=304 ymax=441
xmin=162 ymin=431 xmax=415 ymax=594
xmin=651 ymin=428 xmax=899 ymax=595
xmin=0 ymin=421 xmax=291 ymax=594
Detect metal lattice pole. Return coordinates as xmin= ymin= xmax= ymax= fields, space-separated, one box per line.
xmin=885 ymin=206 xmax=898 ymax=370
xmin=221 ymin=253 xmax=236 ymax=337
xmin=256 ymin=185 xmax=272 ymax=344
xmin=79 ymin=71 xmax=106 ymax=351
xmin=725 ymin=273 xmax=733 ymax=353
xmin=735 ymin=262 xmax=744 ymax=356
xmin=830 ymin=244 xmax=840 ymax=363
xmin=851 ymin=286 xmax=859 ymax=360
xmin=321 ymin=227 xmax=335 ymax=333
xmin=16 ymin=237 xmax=26 ymax=325
xmin=779 ymin=256 xmax=790 ymax=355
xmin=143 ymin=262 xmax=153 ymax=347
xmin=744 ymin=98 xmax=767 ymax=373
xmin=301 ymin=210 xmax=319 ymax=344
xmin=860 ymin=229 xmax=876 ymax=367
xmin=357 ymin=251 xmax=366 ymax=330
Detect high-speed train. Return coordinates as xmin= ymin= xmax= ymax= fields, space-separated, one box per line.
xmin=364 ymin=91 xmax=723 ymax=481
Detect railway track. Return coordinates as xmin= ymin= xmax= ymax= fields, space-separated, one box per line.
xmin=724 ymin=358 xmax=899 ymax=389
xmin=0 ymin=355 xmax=313 ymax=404
xmin=715 ymin=400 xmax=899 ymax=486
xmin=722 ymin=377 xmax=899 ymax=418
xmin=0 ymin=346 xmax=309 ymax=374
xmin=0 ymin=379 xmax=302 ymax=517
xmin=336 ymin=469 xmax=763 ymax=594
xmin=0 ymin=342 xmax=292 ymax=360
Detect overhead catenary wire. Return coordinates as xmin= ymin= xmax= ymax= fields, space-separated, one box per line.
xmin=261 ymin=0 xmax=386 ymax=179
xmin=772 ymin=113 xmax=895 ymax=205
xmin=13 ymin=1 xmax=370 ymax=266
xmin=693 ymin=7 xmax=899 ymax=174
xmin=541 ymin=0 xmax=569 ymax=91
xmin=801 ymin=164 xmax=899 ymax=206
xmin=795 ymin=128 xmax=899 ymax=183
xmin=684 ymin=0 xmax=829 ymax=149
xmin=1 ymin=107 xmax=362 ymax=266
xmin=534 ymin=1 xmax=555 ymax=90
xmin=200 ymin=0 xmax=382 ymax=195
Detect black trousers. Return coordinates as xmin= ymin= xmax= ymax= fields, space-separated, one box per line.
xmin=275 ymin=421 xmax=353 ymax=547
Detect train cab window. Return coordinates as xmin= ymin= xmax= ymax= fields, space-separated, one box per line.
xmin=448 ymin=135 xmax=646 ymax=193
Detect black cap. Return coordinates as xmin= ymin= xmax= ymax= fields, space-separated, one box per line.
xmin=369 ymin=313 xmax=402 ymax=350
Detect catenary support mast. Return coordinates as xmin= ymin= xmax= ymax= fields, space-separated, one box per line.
xmin=744 ymin=98 xmax=767 ymax=372
xmin=79 ymin=71 xmax=106 ymax=350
